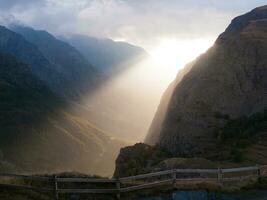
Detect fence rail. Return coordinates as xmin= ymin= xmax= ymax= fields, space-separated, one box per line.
xmin=1 ymin=165 xmax=267 ymax=199
xmin=56 ymin=177 xmax=117 ymax=183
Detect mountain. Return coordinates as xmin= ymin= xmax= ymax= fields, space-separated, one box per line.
xmin=0 ymin=50 xmax=124 ymax=176
xmin=10 ymin=25 xmax=101 ymax=97
xmin=148 ymin=5 xmax=267 ymax=160
xmin=9 ymin=25 xmax=101 ymax=99
xmin=60 ymin=33 xmax=153 ymax=142
xmin=62 ymin=34 xmax=148 ymax=74
xmin=10 ymin=26 xmax=152 ymax=142
xmin=0 ymin=26 xmax=82 ymax=99
xmin=114 ymin=5 xmax=267 ymax=176
xmin=145 ymin=61 xmax=195 ymax=145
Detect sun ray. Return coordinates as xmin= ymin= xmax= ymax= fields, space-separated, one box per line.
xmin=149 ymin=38 xmax=215 ymax=80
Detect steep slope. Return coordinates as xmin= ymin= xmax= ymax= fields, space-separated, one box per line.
xmin=0 ymin=26 xmax=79 ymax=98
xmin=114 ymin=6 xmax=267 ymax=176
xmin=10 ymin=25 xmax=101 ymax=96
xmin=150 ymin=5 xmax=267 ymax=158
xmin=0 ymin=51 xmax=123 ymax=176
xmin=62 ymin=34 xmax=147 ymax=74
xmin=10 ymin=26 xmax=153 ymax=142
xmin=145 ymin=61 xmax=195 ymax=145
xmin=59 ymin=33 xmax=155 ymax=142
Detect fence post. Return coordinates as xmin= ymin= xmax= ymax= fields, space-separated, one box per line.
xmin=172 ymin=169 xmax=176 ymax=187
xmin=53 ymin=175 xmax=58 ymax=200
xmin=217 ymin=168 xmax=222 ymax=183
xmin=116 ymin=179 xmax=121 ymax=200
xmin=256 ymin=164 xmax=261 ymax=178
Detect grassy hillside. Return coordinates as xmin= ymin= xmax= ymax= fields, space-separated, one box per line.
xmin=217 ymin=108 xmax=267 ymax=163
xmin=0 ymin=51 xmax=124 ymax=176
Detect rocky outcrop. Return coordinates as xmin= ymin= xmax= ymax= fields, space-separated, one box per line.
xmin=113 ymin=143 xmax=171 ymax=177
xmin=113 ymin=142 xmax=221 ymax=177
xmin=147 ymin=5 xmax=267 ymax=158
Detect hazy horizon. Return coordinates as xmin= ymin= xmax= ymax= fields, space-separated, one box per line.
xmin=0 ymin=1 xmax=265 ymax=82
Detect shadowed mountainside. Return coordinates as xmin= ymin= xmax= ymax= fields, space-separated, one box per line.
xmin=10 ymin=25 xmax=152 ymax=143
xmin=115 ymin=5 xmax=267 ymax=176
xmin=0 ymin=27 xmax=125 ymax=176
xmin=150 ymin=5 xmax=267 ymax=158
xmin=10 ymin=25 xmax=102 ymax=99
xmin=0 ymin=51 xmax=124 ymax=176
xmin=0 ymin=26 xmax=84 ymax=99
xmin=62 ymin=34 xmax=148 ymax=74
xmin=145 ymin=61 xmax=195 ymax=145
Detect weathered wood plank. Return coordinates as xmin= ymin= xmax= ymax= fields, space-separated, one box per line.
xmin=222 ymin=175 xmax=256 ymax=181
xmin=54 ymin=175 xmax=59 ymax=200
xmin=0 ymin=173 xmax=52 ymax=181
xmin=56 ymin=178 xmax=117 ymax=183
xmin=58 ymin=188 xmax=118 ymax=194
xmin=119 ymin=170 xmax=173 ymax=182
xmin=0 ymin=183 xmax=53 ymax=192
xmin=175 ymin=169 xmax=218 ymax=174
xmin=175 ymin=178 xmax=218 ymax=182
xmin=120 ymin=179 xmax=173 ymax=192
xmin=222 ymin=166 xmax=258 ymax=173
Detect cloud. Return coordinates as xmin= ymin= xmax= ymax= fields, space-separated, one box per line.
xmin=0 ymin=0 xmax=266 ymax=49
xmin=0 ymin=0 xmax=45 ymax=9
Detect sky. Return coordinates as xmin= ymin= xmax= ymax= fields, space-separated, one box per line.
xmin=0 ymin=0 xmax=266 ymax=51
xmin=1 ymin=0 xmax=266 ymax=92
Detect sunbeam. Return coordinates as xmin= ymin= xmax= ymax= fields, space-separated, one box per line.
xmin=80 ymin=38 xmax=214 ymax=143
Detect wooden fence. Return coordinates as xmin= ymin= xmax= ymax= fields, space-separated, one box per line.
xmin=1 ymin=165 xmax=267 ymax=199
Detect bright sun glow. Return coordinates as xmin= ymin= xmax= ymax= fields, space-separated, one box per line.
xmin=86 ymin=37 xmax=216 ymax=143
xmin=149 ymin=38 xmax=215 ymax=77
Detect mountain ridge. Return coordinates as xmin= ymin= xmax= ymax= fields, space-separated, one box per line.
xmin=10 ymin=25 xmax=102 ymax=99
xmin=153 ymin=5 xmax=267 ymax=157
xmin=62 ymin=34 xmax=148 ymax=74
xmin=114 ymin=5 xmax=267 ymax=177
xmin=0 ymin=50 xmax=124 ymax=175
xmin=0 ymin=26 xmax=127 ymax=176
xmin=0 ymin=25 xmax=82 ymax=99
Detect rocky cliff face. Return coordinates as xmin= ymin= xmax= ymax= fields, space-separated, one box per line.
xmin=113 ymin=143 xmax=171 ymax=177
xmin=150 ymin=5 xmax=267 ymax=157
xmin=114 ymin=6 xmax=267 ymax=177
xmin=145 ymin=61 xmax=195 ymax=145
